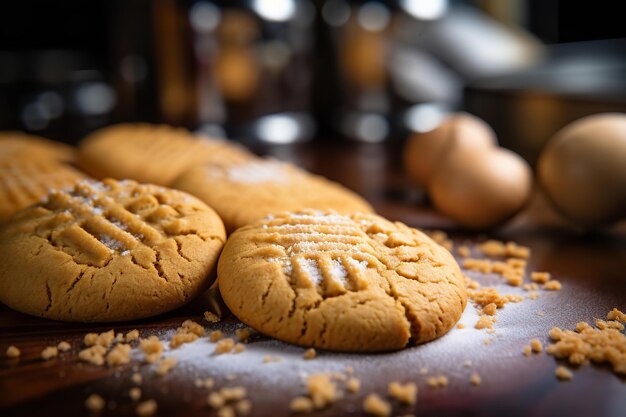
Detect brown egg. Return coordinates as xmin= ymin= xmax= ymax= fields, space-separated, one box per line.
xmin=403 ymin=112 xmax=497 ymax=187
xmin=538 ymin=113 xmax=626 ymax=227
xmin=429 ymin=147 xmax=533 ymax=229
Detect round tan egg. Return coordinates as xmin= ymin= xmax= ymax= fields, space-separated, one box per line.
xmin=404 ymin=112 xmax=497 ymax=187
xmin=538 ymin=113 xmax=626 ymax=227
xmin=429 ymin=147 xmax=533 ymax=229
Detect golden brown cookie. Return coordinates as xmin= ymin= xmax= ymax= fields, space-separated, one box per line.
xmin=0 ymin=159 xmax=87 ymax=222
xmin=0 ymin=179 xmax=226 ymax=322
xmin=173 ymin=158 xmax=374 ymax=232
xmin=218 ymin=210 xmax=467 ymax=352
xmin=78 ymin=123 xmax=253 ymax=185
xmin=0 ymin=131 xmax=77 ymax=164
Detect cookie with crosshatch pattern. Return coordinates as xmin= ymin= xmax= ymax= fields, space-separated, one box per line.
xmin=0 ymin=179 xmax=226 ymax=322
xmin=0 ymin=131 xmax=77 ymax=164
xmin=218 ymin=209 xmax=467 ymax=352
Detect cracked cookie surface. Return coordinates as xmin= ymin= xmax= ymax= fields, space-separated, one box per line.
xmin=0 ymin=179 xmax=226 ymax=322
xmin=173 ymin=158 xmax=373 ymax=233
xmin=0 ymin=159 xmax=87 ymax=222
xmin=78 ymin=123 xmax=253 ymax=186
xmin=218 ymin=210 xmax=467 ymax=352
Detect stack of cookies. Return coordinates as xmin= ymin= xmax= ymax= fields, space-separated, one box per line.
xmin=0 ymin=123 xmax=466 ymax=352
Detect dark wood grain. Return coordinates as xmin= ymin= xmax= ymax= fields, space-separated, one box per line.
xmin=1 ymin=141 xmax=625 ymax=417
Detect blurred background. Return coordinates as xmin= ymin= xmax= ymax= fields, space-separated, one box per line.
xmin=1 ymin=0 xmax=625 ymax=164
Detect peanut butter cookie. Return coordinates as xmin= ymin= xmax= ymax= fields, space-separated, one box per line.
xmin=173 ymin=159 xmax=373 ymax=233
xmin=218 ymin=210 xmax=467 ymax=351
xmin=0 ymin=131 xmax=77 ymax=164
xmin=0 ymin=159 xmax=87 ymax=222
xmin=78 ymin=123 xmax=253 ymax=185
xmin=0 ymin=179 xmax=226 ymax=322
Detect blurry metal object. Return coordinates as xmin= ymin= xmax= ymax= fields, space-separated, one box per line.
xmin=465 ymin=39 xmax=626 ymax=165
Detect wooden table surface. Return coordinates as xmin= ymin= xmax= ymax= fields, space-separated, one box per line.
xmin=1 ymin=140 xmax=625 ymax=417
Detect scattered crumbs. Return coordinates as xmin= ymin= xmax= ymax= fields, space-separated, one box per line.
xmin=456 ymin=323 xmax=465 ymax=329
xmin=85 ymin=394 xmax=106 ymax=412
xmin=235 ymin=399 xmax=252 ymax=415
xmin=290 ymin=397 xmax=314 ymax=413
xmin=125 ymin=330 xmax=140 ymax=342
xmin=131 ymin=373 xmax=143 ymax=385
xmin=523 ymin=283 xmax=539 ymax=291
xmin=209 ymin=330 xmax=224 ymax=343
xmin=136 ymin=399 xmax=158 ymax=416
xmin=208 ymin=392 xmax=225 ymax=409
xmin=307 ymin=373 xmax=338 ymax=409
xmin=129 ymin=387 xmax=142 ymax=401
xmin=214 ymin=338 xmax=235 ymax=355
xmin=426 ymin=230 xmax=453 ymax=251
xmin=504 ymin=273 xmax=523 ymax=287
xmin=482 ymin=303 xmax=497 ymax=316
xmin=235 ymin=328 xmax=252 ymax=342
xmin=139 ymin=336 xmax=163 ymax=364
xmin=170 ymin=320 xmax=205 ymax=349
xmin=475 ymin=316 xmax=494 ymax=330
xmin=531 ymin=272 xmax=550 ymax=284
xmin=547 ymin=311 xmax=626 ymax=375
xmin=6 ymin=345 xmax=20 ymax=358
xmin=57 ymin=341 xmax=71 ymax=352
xmin=106 ymin=343 xmax=132 ymax=366
xmin=41 ymin=346 xmax=58 ymax=361
xmin=203 ymin=311 xmax=221 ymax=323
xmin=363 ymin=393 xmax=391 ymax=417
xmin=483 ymin=338 xmax=494 ymax=345
xmin=263 ymin=356 xmax=282 ymax=364
xmin=555 ymin=366 xmax=574 ymax=381
xmin=201 ymin=378 xmax=215 ymax=389
xmin=465 ymin=276 xmax=481 ymax=290
xmin=220 ymin=386 xmax=247 ymax=402
xmin=156 ymin=357 xmax=177 ymax=376
xmin=462 ymin=258 xmax=492 ymax=274
xmin=84 ymin=330 xmax=115 ymax=348
xmin=388 ymin=381 xmax=417 ymax=405
xmin=457 ymin=245 xmax=471 ymax=258
xmin=426 ymin=376 xmax=448 ymax=388
xmin=303 ymin=348 xmax=317 ymax=360
xmin=470 ymin=373 xmax=482 ymax=386
xmin=528 ymin=292 xmax=541 ymax=300
xmin=530 ymin=339 xmax=543 ymax=353
xmin=234 ymin=343 xmax=246 ymax=353
xmin=543 ymin=280 xmax=562 ymax=291
xmin=522 ymin=345 xmax=532 ymax=356
xmin=217 ymin=406 xmax=235 ymax=417
xmin=468 ymin=288 xmax=508 ymax=309
xmin=346 ymin=377 xmax=361 ymax=393
xmin=463 ymin=360 xmax=472 ymax=368
xmin=419 ymin=367 xmax=428 ymax=375
xmin=79 ymin=345 xmax=107 ymax=366
xmin=607 ymin=308 xmax=626 ymax=322
xmin=345 ymin=366 xmax=354 ymax=374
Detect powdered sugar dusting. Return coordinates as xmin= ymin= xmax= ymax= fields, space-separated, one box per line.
xmin=329 ymin=259 xmax=348 ymax=287
xmin=348 ymin=258 xmax=368 ymax=271
xmin=226 ymin=161 xmax=291 ymax=184
xmin=99 ymin=234 xmax=126 ymax=252
xmin=297 ymin=258 xmax=323 ymax=286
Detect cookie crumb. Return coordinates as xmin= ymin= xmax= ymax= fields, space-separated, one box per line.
xmin=156 ymin=357 xmax=177 ymax=376
xmin=363 ymin=393 xmax=391 ymax=417
xmin=427 ymin=375 xmax=448 ymax=388
xmin=456 ymin=323 xmax=465 ymax=329
xmin=106 ymin=343 xmax=132 ymax=366
xmin=217 ymin=406 xmax=235 ymax=417
xmin=346 ymin=377 xmax=361 ymax=393
xmin=139 ymin=336 xmax=163 ymax=363
xmin=235 ymin=399 xmax=252 ymax=415
xmin=125 ymin=330 xmax=140 ymax=342
xmin=234 ymin=343 xmax=246 ymax=353
xmin=57 ymin=341 xmax=71 ymax=352
xmin=136 ymin=399 xmax=157 ymax=416
xmin=475 ymin=316 xmax=494 ymax=330
xmin=79 ymin=345 xmax=107 ymax=366
xmin=129 ymin=387 xmax=142 ymax=401
xmin=470 ymin=373 xmax=482 ymax=386
xmin=307 ymin=373 xmax=338 ymax=409
xmin=482 ymin=303 xmax=497 ymax=316
xmin=131 ymin=373 xmax=143 ymax=385
xmin=85 ymin=394 xmax=105 ymax=412
xmin=208 ymin=392 xmax=225 ymax=409
xmin=6 ymin=345 xmax=20 ymax=358
xmin=388 ymin=381 xmax=417 ymax=405
xmin=522 ymin=345 xmax=532 ymax=356
xmin=555 ymin=366 xmax=573 ymax=381
xmin=214 ymin=338 xmax=235 ymax=354
xmin=220 ymin=386 xmax=247 ymax=402
xmin=263 ymin=355 xmax=282 ymax=363
xmin=530 ymin=339 xmax=543 ymax=353
xmin=235 ymin=328 xmax=252 ymax=342
xmin=607 ymin=308 xmax=626 ymax=322
xmin=290 ymin=397 xmax=314 ymax=413
xmin=531 ymin=272 xmax=550 ymax=284
xmin=209 ymin=330 xmax=223 ymax=343
xmin=457 ymin=246 xmax=471 ymax=258
xmin=84 ymin=330 xmax=115 ymax=348
xmin=203 ymin=311 xmax=220 ymax=323
xmin=41 ymin=346 xmax=58 ymax=360
xmin=543 ymin=280 xmax=562 ymax=291
xmin=303 ymin=348 xmax=317 ymax=360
